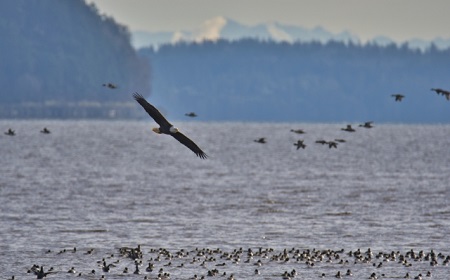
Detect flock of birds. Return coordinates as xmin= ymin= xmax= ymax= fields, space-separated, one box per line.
xmin=132 ymin=86 xmax=447 ymax=156
xmin=102 ymin=83 xmax=118 ymax=89
xmin=3 ymin=127 xmax=51 ymax=136
xmin=253 ymin=121 xmax=373 ymax=150
xmin=249 ymin=88 xmax=449 ymax=150
xmin=3 ymin=87 xmax=449 ymax=158
xmin=3 ymin=85 xmax=449 ymax=280
xmin=2 ymin=90 xmax=208 ymax=159
xmin=392 ymin=88 xmax=450 ymax=102
xmin=13 ymin=245 xmax=449 ymax=280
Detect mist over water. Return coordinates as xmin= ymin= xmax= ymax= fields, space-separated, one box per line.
xmin=1 ymin=120 xmax=449 ymax=279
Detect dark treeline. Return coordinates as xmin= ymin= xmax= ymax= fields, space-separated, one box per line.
xmin=1 ymin=0 xmax=449 ymax=122
xmin=0 ymin=0 xmax=150 ymax=107
xmin=140 ymin=39 xmax=450 ymax=123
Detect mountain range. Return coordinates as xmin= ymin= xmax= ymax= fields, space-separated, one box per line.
xmin=131 ymin=16 xmax=450 ymax=51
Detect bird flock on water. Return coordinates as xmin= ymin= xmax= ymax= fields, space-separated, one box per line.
xmin=2 ymin=84 xmax=449 ymax=280
xmin=16 ymin=245 xmax=449 ymax=280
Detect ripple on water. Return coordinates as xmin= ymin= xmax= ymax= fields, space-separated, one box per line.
xmin=0 ymin=121 xmax=449 ymax=276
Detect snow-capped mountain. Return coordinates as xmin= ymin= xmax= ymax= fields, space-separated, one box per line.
xmin=131 ymin=16 xmax=358 ymax=49
xmin=131 ymin=16 xmax=450 ymax=51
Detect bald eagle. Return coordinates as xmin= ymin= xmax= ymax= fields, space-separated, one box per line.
xmin=133 ymin=93 xmax=207 ymax=159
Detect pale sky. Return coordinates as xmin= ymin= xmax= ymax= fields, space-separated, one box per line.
xmin=87 ymin=0 xmax=450 ymax=43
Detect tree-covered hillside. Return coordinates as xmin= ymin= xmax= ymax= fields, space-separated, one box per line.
xmin=140 ymin=39 xmax=450 ymax=123
xmin=0 ymin=0 xmax=150 ymax=106
xmin=1 ymin=0 xmax=449 ymax=122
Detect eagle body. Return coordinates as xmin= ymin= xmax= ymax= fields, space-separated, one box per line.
xmin=133 ymin=93 xmax=207 ymax=159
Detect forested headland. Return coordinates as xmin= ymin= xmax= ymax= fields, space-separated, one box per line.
xmin=140 ymin=40 xmax=450 ymax=123
xmin=0 ymin=0 xmax=150 ymax=118
xmin=0 ymin=0 xmax=449 ymax=122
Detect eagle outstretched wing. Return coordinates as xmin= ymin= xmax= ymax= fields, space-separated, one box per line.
xmin=133 ymin=93 xmax=172 ymax=128
xmin=172 ymin=132 xmax=208 ymax=159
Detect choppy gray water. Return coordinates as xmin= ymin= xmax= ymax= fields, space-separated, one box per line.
xmin=1 ymin=120 xmax=449 ymax=279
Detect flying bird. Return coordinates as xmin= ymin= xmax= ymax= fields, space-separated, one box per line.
xmin=40 ymin=127 xmax=51 ymax=134
xmin=391 ymin=94 xmax=405 ymax=102
xmin=431 ymin=88 xmax=446 ymax=95
xmin=359 ymin=121 xmax=373 ymax=128
xmin=431 ymin=88 xmax=450 ymax=100
xmin=133 ymin=93 xmax=207 ymax=159
xmin=4 ymin=128 xmax=15 ymax=136
xmin=290 ymin=129 xmax=306 ymax=134
xmin=254 ymin=138 xmax=266 ymax=144
xmin=327 ymin=141 xmax=338 ymax=149
xmin=315 ymin=140 xmax=338 ymax=148
xmin=341 ymin=125 xmax=355 ymax=132
xmin=185 ymin=112 xmax=197 ymax=117
xmin=103 ymin=83 xmax=118 ymax=89
xmin=293 ymin=140 xmax=306 ymax=150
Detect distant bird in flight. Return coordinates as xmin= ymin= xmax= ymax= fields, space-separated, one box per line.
xmin=341 ymin=125 xmax=356 ymax=132
xmin=185 ymin=112 xmax=197 ymax=117
xmin=40 ymin=127 xmax=51 ymax=134
xmin=315 ymin=140 xmax=338 ymax=148
xmin=359 ymin=121 xmax=374 ymax=128
xmin=293 ymin=140 xmax=306 ymax=150
xmin=4 ymin=128 xmax=15 ymax=136
xmin=103 ymin=83 xmax=118 ymax=89
xmin=391 ymin=94 xmax=405 ymax=102
xmin=327 ymin=141 xmax=338 ymax=149
xmin=254 ymin=138 xmax=266 ymax=144
xmin=133 ymin=93 xmax=207 ymax=159
xmin=290 ymin=129 xmax=306 ymax=134
xmin=431 ymin=88 xmax=450 ymax=100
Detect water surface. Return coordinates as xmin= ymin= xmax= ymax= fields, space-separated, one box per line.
xmin=1 ymin=120 xmax=449 ymax=279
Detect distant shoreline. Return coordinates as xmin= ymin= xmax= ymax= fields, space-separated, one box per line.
xmin=0 ymin=102 xmax=141 ymax=120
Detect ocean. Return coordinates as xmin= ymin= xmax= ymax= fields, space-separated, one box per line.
xmin=1 ymin=120 xmax=449 ymax=279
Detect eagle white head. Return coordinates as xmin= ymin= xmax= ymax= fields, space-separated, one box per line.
xmin=151 ymin=126 xmax=179 ymax=134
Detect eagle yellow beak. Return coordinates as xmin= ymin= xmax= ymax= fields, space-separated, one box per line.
xmin=152 ymin=127 xmax=161 ymax=134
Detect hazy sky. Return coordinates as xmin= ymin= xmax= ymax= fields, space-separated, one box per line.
xmin=87 ymin=0 xmax=450 ymax=42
